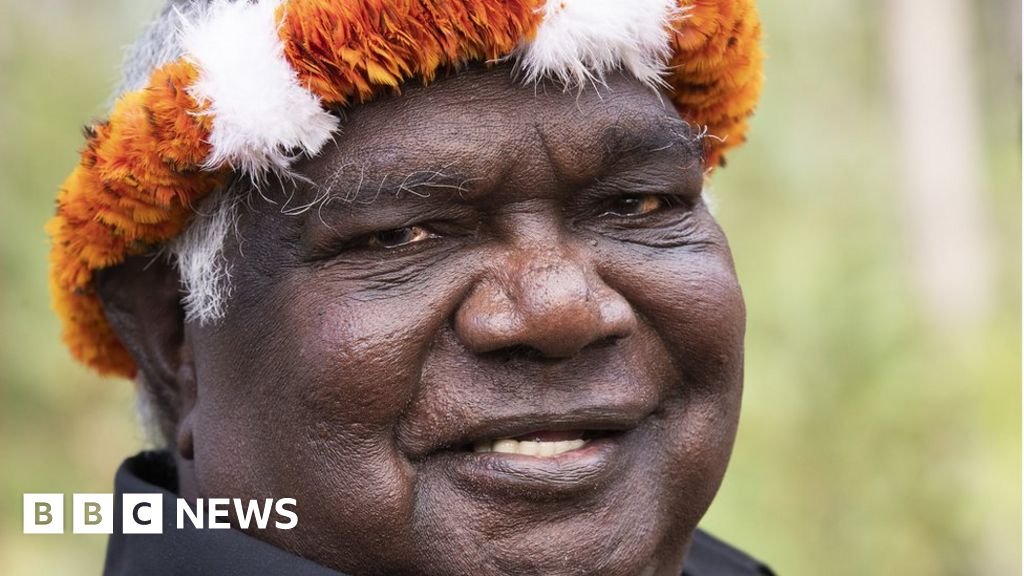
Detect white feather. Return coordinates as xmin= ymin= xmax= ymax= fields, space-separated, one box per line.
xmin=516 ymin=0 xmax=684 ymax=89
xmin=179 ymin=0 xmax=339 ymax=175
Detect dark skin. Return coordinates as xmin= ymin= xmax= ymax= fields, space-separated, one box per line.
xmin=97 ymin=65 xmax=746 ymax=576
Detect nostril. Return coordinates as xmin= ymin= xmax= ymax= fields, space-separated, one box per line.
xmin=593 ymin=335 xmax=625 ymax=349
xmin=487 ymin=344 xmax=551 ymax=364
xmin=484 ymin=334 xmax=625 ymax=364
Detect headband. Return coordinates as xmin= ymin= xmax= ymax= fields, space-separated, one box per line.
xmin=48 ymin=0 xmax=763 ymax=378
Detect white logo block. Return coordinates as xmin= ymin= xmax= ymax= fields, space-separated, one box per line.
xmin=122 ymin=494 xmax=163 ymax=534
xmin=73 ymin=493 xmax=113 ymax=534
xmin=24 ymin=494 xmax=64 ymax=534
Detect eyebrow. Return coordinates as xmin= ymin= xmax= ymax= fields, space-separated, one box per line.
xmin=597 ymin=118 xmax=705 ymax=171
xmin=285 ymin=162 xmax=482 ymax=221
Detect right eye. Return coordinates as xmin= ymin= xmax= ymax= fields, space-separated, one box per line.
xmin=365 ymin=225 xmax=436 ymax=249
xmin=601 ymin=194 xmax=672 ymax=218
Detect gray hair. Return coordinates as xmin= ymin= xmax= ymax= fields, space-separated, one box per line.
xmin=118 ymin=0 xmax=204 ymax=94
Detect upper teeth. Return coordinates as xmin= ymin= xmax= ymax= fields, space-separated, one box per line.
xmin=473 ymin=438 xmax=587 ymax=456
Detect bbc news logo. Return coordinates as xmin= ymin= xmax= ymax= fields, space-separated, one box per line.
xmin=24 ymin=494 xmax=297 ymax=534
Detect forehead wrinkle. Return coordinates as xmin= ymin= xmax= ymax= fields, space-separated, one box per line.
xmin=530 ymin=122 xmax=568 ymax=188
xmin=286 ymin=69 xmax=698 ymax=221
xmin=527 ymin=106 xmax=703 ymax=192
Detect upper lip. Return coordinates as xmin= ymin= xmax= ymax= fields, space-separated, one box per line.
xmin=405 ymin=402 xmax=655 ymax=460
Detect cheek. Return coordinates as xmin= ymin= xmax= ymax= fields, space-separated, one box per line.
xmin=603 ymin=245 xmax=745 ymax=514
xmin=187 ymin=266 xmax=462 ymax=569
xmin=193 ymin=265 xmax=449 ymax=429
xmin=605 ymin=245 xmax=745 ymax=394
xmin=295 ymin=292 xmax=432 ymax=424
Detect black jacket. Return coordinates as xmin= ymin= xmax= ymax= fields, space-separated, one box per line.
xmin=104 ymin=452 xmax=774 ymax=576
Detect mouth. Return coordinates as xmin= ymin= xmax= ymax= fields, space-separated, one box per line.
xmin=464 ymin=429 xmax=619 ymax=457
xmin=431 ymin=407 xmax=648 ymax=458
xmin=424 ymin=410 xmax=651 ymax=498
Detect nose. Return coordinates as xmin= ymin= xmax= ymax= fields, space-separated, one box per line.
xmin=454 ymin=248 xmax=637 ymax=358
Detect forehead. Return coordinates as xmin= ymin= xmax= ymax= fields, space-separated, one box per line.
xmin=296 ymin=65 xmax=702 ymax=196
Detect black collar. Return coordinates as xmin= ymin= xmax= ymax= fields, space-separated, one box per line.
xmin=104 ymin=452 xmax=772 ymax=576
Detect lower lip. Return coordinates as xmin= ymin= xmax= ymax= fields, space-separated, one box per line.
xmin=442 ymin=434 xmax=629 ymax=499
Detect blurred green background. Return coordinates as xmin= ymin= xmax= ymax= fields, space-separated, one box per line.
xmin=0 ymin=0 xmax=1019 ymax=574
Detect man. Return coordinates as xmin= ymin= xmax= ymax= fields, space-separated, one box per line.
xmin=48 ymin=0 xmax=770 ymax=574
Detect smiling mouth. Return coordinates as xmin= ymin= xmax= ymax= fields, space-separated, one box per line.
xmin=442 ymin=426 xmax=635 ymax=498
xmin=467 ymin=430 xmax=616 ymax=457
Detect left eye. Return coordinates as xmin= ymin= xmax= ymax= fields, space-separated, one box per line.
xmin=602 ymin=194 xmax=671 ymax=217
xmin=366 ymin=225 xmax=436 ymax=249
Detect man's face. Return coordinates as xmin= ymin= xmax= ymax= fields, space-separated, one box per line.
xmin=184 ymin=66 xmax=745 ymax=576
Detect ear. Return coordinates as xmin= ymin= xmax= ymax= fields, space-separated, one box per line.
xmin=94 ymin=253 xmax=195 ymax=455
